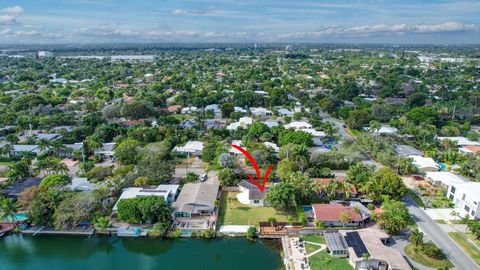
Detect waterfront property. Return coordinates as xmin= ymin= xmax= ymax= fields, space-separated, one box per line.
xmin=172 ymin=176 xmax=219 ymax=218
xmin=113 ymin=185 xmax=180 ymax=211
xmin=236 ymin=180 xmax=269 ymax=206
xmin=311 ymin=204 xmax=364 ymax=227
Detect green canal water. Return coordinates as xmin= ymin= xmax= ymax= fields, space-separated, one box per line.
xmin=0 ymin=235 xmax=283 ymax=270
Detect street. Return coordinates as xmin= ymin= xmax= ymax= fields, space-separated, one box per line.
xmin=404 ymin=196 xmax=480 ymax=270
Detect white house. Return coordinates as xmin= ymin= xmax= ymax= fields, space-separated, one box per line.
xmin=447 ymin=182 xmax=480 ymax=219
xmin=438 ymin=136 xmax=480 ymax=147
xmin=263 ymin=142 xmax=279 ymax=152
xmin=408 ymin=155 xmax=440 ymax=172
xmin=173 ymin=140 xmax=204 ymax=156
xmin=181 ymin=106 xmax=199 ymax=114
xmin=95 ymin=143 xmax=116 ymax=158
xmin=226 ymin=117 xmax=253 ymax=130
xmin=366 ymin=125 xmax=398 ymax=136
xmin=278 ymin=108 xmax=294 ymax=117
xmin=263 ymin=120 xmax=279 ymax=128
xmin=237 ymin=180 xmax=268 ymax=206
xmin=234 ymin=106 xmax=247 ymax=114
xmin=284 ymin=121 xmax=312 ymax=130
xmin=69 ymin=177 xmax=96 ymax=192
xmin=425 ymin=172 xmax=468 ymax=190
xmin=229 ymin=140 xmax=244 ymax=156
xmin=251 ymin=107 xmax=272 ymax=117
xmin=113 ymin=185 xmax=180 ymax=211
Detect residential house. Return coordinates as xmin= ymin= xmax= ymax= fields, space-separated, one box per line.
xmin=393 ymin=145 xmax=423 ymax=157
xmin=324 ymin=233 xmax=349 ymax=257
xmin=447 ymin=182 xmax=480 ymax=219
xmin=181 ymin=106 xmax=199 ymax=114
xmin=425 ymin=172 xmax=468 ymax=190
xmin=311 ymin=203 xmax=364 ymax=227
xmin=408 ymin=155 xmax=440 ymax=172
xmin=173 ymin=140 xmax=204 ymax=156
xmin=365 ymin=125 xmax=398 ymax=136
xmin=284 ymin=121 xmax=312 ymax=130
xmin=226 ymin=117 xmax=253 ymax=130
xmin=437 ymin=136 xmax=480 ymax=147
xmin=234 ymin=106 xmax=247 ymax=114
xmin=263 ymin=120 xmax=279 ymax=128
xmin=251 ymin=107 xmax=272 ymax=117
xmin=237 ymin=180 xmax=269 ymax=206
xmin=204 ymin=119 xmax=226 ymax=129
xmin=94 ymin=143 xmax=116 ymax=159
xmin=113 ymin=185 xmax=180 ymax=211
xmin=278 ymin=108 xmax=294 ymax=117
xmin=338 ymin=228 xmax=412 ymax=270
xmin=68 ymin=177 xmax=96 ymax=192
xmin=459 ymin=145 xmax=480 ymax=154
xmin=173 ymin=177 xmax=220 ymax=218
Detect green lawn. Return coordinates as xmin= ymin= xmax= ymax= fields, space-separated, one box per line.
xmin=434 ymin=219 xmax=447 ymax=224
xmin=448 ymin=232 xmax=480 ymax=265
xmin=218 ymin=192 xmax=296 ymax=226
xmin=466 ymin=233 xmax=480 ymax=249
xmin=302 ymin=235 xmax=326 ymax=253
xmin=404 ymin=244 xmax=453 ymax=268
xmin=308 ymin=250 xmax=353 ymax=270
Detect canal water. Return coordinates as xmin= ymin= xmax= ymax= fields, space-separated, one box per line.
xmin=0 ymin=235 xmax=283 ymax=270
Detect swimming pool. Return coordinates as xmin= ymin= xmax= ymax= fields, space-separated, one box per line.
xmin=2 ymin=213 xmax=27 ymax=222
xmin=303 ymin=206 xmax=312 ymax=212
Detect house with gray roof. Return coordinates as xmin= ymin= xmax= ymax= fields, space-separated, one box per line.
xmin=236 ymin=180 xmax=269 ymax=206
xmin=172 ymin=177 xmax=220 ymax=218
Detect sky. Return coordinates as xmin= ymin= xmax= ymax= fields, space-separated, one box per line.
xmin=0 ymin=0 xmax=479 ymax=44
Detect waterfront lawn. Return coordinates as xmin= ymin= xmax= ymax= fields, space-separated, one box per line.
xmin=308 ymin=250 xmax=353 ymax=270
xmin=302 ymin=235 xmax=326 ymax=254
xmin=218 ymin=192 xmax=296 ymax=226
xmin=404 ymin=244 xmax=453 ymax=268
xmin=448 ymin=232 xmax=480 ymax=265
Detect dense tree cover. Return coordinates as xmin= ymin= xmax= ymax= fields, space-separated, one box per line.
xmin=375 ymin=199 xmax=411 ymax=235
xmin=266 ymin=172 xmax=314 ymax=210
xmin=40 ymin=174 xmax=70 ymax=188
xmin=114 ymin=138 xmax=142 ymax=165
xmin=116 ymin=196 xmax=171 ymax=226
xmin=362 ymin=167 xmax=407 ymax=201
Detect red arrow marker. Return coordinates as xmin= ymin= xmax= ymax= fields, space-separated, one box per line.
xmin=231 ymin=144 xmax=272 ymax=192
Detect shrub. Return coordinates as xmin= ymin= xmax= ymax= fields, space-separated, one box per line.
xmin=40 ymin=174 xmax=70 ymax=188
xmin=246 ymin=226 xmax=257 ymax=240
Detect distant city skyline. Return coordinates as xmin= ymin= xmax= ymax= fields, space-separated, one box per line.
xmin=0 ymin=0 xmax=479 ymax=44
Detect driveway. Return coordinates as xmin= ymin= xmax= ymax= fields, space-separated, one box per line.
xmin=404 ymin=196 xmax=480 ymax=270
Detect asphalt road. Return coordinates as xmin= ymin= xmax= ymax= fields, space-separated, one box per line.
xmin=404 ymin=196 xmax=480 ymax=270
xmin=319 ymin=110 xmax=354 ymax=141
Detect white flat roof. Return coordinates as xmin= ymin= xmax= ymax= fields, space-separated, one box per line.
xmin=438 ymin=137 xmax=480 ymax=146
xmin=426 ymin=172 xmax=468 ymax=186
xmin=284 ymin=121 xmax=312 ymax=130
xmin=113 ymin=185 xmax=179 ymax=210
xmin=408 ymin=155 xmax=439 ymax=169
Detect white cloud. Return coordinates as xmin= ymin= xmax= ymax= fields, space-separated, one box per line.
xmin=172 ymin=7 xmax=217 ymax=16
xmin=1 ymin=5 xmax=23 ymax=15
xmin=0 ymin=15 xmax=16 ymax=24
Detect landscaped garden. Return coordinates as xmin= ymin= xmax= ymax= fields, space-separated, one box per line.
xmin=301 ymin=235 xmax=352 ymax=270
xmin=218 ymin=192 xmax=296 ymax=226
xmin=448 ymin=232 xmax=480 ymax=265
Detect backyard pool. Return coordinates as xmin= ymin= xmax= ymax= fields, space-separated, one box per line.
xmin=2 ymin=213 xmax=27 ymax=222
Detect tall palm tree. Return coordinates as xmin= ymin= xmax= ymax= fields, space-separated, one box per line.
xmin=0 ymin=197 xmax=18 ymax=223
xmin=94 ymin=216 xmax=112 ymax=235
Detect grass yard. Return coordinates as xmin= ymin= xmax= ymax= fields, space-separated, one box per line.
xmin=218 ymin=192 xmax=296 ymax=226
xmin=308 ymin=250 xmax=353 ymax=270
xmin=302 ymin=235 xmax=326 ymax=253
xmin=434 ymin=219 xmax=447 ymax=224
xmin=407 ymin=190 xmax=425 ymax=208
xmin=404 ymin=244 xmax=453 ymax=268
xmin=448 ymin=232 xmax=480 ymax=265
xmin=467 ymin=233 xmax=480 ymax=249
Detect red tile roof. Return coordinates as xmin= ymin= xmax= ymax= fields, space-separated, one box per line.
xmin=463 ymin=145 xmax=480 ymax=153
xmin=312 ymin=204 xmax=363 ymax=222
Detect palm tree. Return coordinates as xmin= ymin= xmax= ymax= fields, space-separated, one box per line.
xmin=37 ymin=138 xmax=51 ymax=153
xmin=450 ymin=211 xmax=460 ymax=221
xmin=409 ymin=228 xmax=424 ymax=250
xmin=94 ymin=216 xmax=112 ymax=235
xmin=361 ymin=253 xmax=370 ymax=269
xmin=0 ymin=197 xmax=18 ymax=223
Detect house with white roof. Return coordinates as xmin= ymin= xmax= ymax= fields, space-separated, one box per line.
xmin=425 ymin=172 xmax=468 ymax=190
xmin=365 ymin=125 xmax=398 ymax=136
xmin=234 ymin=106 xmax=247 ymax=114
xmin=277 ymin=108 xmax=294 ymax=117
xmin=251 ymin=107 xmax=272 ymax=117
xmin=447 ymin=182 xmax=480 ymax=219
xmin=263 ymin=142 xmax=279 ymax=152
xmin=181 ymin=106 xmax=199 ymax=114
xmin=173 ymin=140 xmax=204 ymax=156
xmin=437 ymin=136 xmax=480 ymax=146
xmin=229 ymin=140 xmax=243 ymax=156
xmin=408 ymin=155 xmax=440 ymax=172
xmin=226 ymin=117 xmax=253 ymax=130
xmin=94 ymin=143 xmax=116 ymax=158
xmin=113 ymin=185 xmax=180 ymax=211
xmin=263 ymin=120 xmax=279 ymax=128
xmin=237 ymin=180 xmax=269 ymax=206
xmin=284 ymin=121 xmax=312 ymax=130
xmin=69 ymin=177 xmax=96 ymax=192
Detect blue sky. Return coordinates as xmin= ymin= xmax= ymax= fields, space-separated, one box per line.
xmin=0 ymin=0 xmax=479 ymax=44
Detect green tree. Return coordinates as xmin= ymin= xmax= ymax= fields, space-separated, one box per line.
xmin=363 ymin=167 xmax=407 ymax=201
xmin=40 ymin=174 xmax=70 ymax=188
xmin=114 ymin=138 xmax=142 ymax=165
xmin=246 ymin=226 xmax=257 ymax=240
xmin=376 ymin=199 xmax=411 ymax=235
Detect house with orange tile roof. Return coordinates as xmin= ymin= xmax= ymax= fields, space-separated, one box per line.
xmin=311 ymin=203 xmax=365 ymax=227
